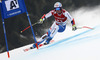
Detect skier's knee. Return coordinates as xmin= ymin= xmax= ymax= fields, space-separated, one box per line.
xmin=41 ymin=34 xmax=48 ymax=39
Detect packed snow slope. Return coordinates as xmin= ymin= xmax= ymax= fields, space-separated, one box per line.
xmin=0 ymin=5 xmax=100 ymax=60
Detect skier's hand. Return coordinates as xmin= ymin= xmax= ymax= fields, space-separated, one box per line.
xmin=72 ymin=25 xmax=77 ymax=31
xmin=39 ymin=18 xmax=43 ymax=24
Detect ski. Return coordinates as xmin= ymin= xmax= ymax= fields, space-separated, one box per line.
xmin=23 ymin=40 xmax=54 ymax=52
xmin=77 ymin=26 xmax=94 ymax=30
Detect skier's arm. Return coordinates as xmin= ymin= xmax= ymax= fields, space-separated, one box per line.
xmin=39 ymin=11 xmax=53 ymax=23
xmin=65 ymin=11 xmax=77 ymax=31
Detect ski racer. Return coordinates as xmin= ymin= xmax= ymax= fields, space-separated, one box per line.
xmin=30 ymin=2 xmax=77 ymax=49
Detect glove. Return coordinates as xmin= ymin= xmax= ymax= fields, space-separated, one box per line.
xmin=72 ymin=25 xmax=77 ymax=31
xmin=39 ymin=18 xmax=44 ymax=24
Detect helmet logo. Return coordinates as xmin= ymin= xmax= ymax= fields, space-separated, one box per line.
xmin=54 ymin=2 xmax=62 ymax=8
xmin=56 ymin=4 xmax=59 ymax=7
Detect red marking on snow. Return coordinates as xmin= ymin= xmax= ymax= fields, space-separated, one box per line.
xmin=24 ymin=48 xmax=29 ymax=52
xmin=50 ymin=40 xmax=54 ymax=43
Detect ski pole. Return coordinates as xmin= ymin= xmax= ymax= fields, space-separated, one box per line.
xmin=20 ymin=22 xmax=40 ymax=33
xmin=77 ymin=26 xmax=94 ymax=30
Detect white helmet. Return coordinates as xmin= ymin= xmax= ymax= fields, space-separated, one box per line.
xmin=54 ymin=2 xmax=62 ymax=8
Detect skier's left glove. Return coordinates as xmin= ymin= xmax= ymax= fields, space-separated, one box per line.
xmin=39 ymin=14 xmax=46 ymax=24
xmin=72 ymin=25 xmax=77 ymax=31
xmin=39 ymin=18 xmax=44 ymax=24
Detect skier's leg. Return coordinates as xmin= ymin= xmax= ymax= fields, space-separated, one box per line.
xmin=44 ymin=22 xmax=59 ymax=44
xmin=58 ymin=25 xmax=66 ymax=32
xmin=37 ymin=33 xmax=48 ymax=43
xmin=31 ymin=33 xmax=48 ymax=48
xmin=44 ymin=25 xmax=66 ymax=45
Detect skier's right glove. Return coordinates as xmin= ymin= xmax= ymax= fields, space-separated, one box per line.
xmin=39 ymin=18 xmax=44 ymax=24
xmin=72 ymin=24 xmax=77 ymax=31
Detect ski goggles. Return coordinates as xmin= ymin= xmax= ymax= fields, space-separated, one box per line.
xmin=55 ymin=7 xmax=61 ymax=10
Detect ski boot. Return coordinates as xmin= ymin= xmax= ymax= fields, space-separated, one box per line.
xmin=44 ymin=37 xmax=52 ymax=45
xmin=30 ymin=43 xmax=37 ymax=49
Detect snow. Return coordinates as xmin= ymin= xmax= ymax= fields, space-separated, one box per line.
xmin=0 ymin=5 xmax=100 ymax=60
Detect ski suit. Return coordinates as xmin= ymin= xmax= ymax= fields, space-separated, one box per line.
xmin=33 ymin=9 xmax=75 ymax=47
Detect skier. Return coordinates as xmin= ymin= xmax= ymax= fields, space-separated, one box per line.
xmin=30 ymin=2 xmax=77 ymax=49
